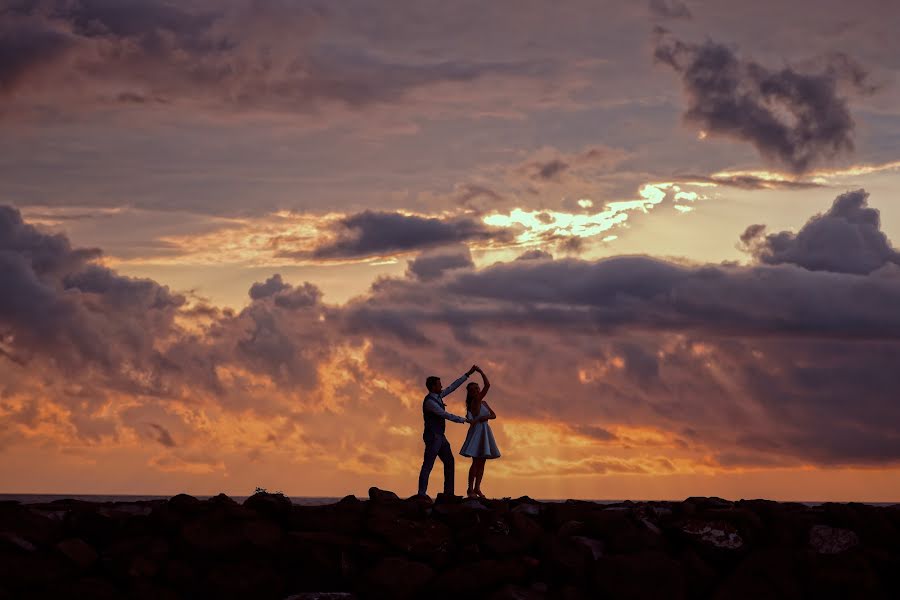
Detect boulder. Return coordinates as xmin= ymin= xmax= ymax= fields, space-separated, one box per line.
xmin=361 ymin=556 xmax=434 ymax=599
xmin=680 ymin=519 xmax=744 ymax=550
xmin=431 ymin=558 xmax=530 ymax=597
xmin=593 ymin=551 xmax=686 ymax=600
xmin=368 ymin=487 xmax=400 ymax=502
xmin=512 ymin=503 xmax=541 ymax=517
xmin=713 ymin=549 xmax=802 ymax=600
xmin=809 ymin=524 xmax=860 ymax=554
xmin=244 ymin=491 xmax=293 ymax=523
xmin=367 ymin=514 xmax=452 ymax=558
xmin=206 ymin=559 xmax=284 ymax=599
xmin=488 ymin=583 xmax=548 ymax=600
xmin=244 ymin=518 xmax=284 ymax=548
xmin=56 ymin=537 xmax=98 ymax=569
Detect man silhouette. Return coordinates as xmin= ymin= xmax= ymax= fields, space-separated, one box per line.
xmin=417 ymin=366 xmax=477 ymax=499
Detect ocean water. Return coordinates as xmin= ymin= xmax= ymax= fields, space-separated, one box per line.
xmin=0 ymin=494 xmax=896 ymax=506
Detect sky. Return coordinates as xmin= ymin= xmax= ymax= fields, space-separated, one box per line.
xmin=2 ymin=0 xmax=900 ymax=501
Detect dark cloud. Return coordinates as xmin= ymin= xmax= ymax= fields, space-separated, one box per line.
xmin=571 ymin=424 xmax=618 ymax=441
xmin=304 ymin=210 xmax=514 ymax=260
xmin=0 ymin=0 xmax=555 ymax=114
xmin=741 ymin=189 xmax=900 ymax=274
xmin=0 ymin=204 xmax=182 ymax=374
xmin=249 ymin=273 xmax=291 ymax=300
xmin=648 ymin=0 xmax=691 ymax=20
xmin=515 ymin=249 xmax=553 ymax=261
xmin=7 ymin=190 xmax=900 ymax=468
xmin=148 ymin=423 xmax=176 ymax=447
xmin=249 ymin=274 xmax=323 ymax=308
xmin=0 ymin=17 xmax=72 ymax=92
xmin=406 ymin=246 xmax=474 ymax=281
xmin=654 ymin=34 xmax=872 ymax=173
xmin=517 ymin=146 xmax=626 ymax=184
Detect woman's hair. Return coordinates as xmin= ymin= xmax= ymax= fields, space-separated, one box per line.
xmin=465 ymin=382 xmax=480 ymax=415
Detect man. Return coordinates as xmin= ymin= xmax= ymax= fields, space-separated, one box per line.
xmin=417 ymin=365 xmax=477 ymax=499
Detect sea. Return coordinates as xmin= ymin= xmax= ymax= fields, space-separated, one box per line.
xmin=0 ymin=494 xmax=896 ymax=507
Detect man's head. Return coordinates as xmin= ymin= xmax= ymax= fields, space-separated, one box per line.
xmin=425 ymin=375 xmax=442 ymax=394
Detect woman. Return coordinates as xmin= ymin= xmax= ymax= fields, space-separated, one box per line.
xmin=459 ymin=366 xmax=500 ymax=498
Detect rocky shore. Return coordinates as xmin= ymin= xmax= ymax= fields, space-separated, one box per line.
xmin=1 ymin=488 xmax=898 ymax=599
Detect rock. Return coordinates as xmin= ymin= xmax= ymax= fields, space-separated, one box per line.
xmin=0 ymin=504 xmax=61 ymax=546
xmin=684 ymin=497 xmax=733 ymax=511
xmin=512 ymin=503 xmax=541 ymax=517
xmin=0 ymin=532 xmax=36 ymax=552
xmin=368 ymin=487 xmax=400 ymax=502
xmin=56 ymin=537 xmax=98 ymax=569
xmin=570 ymin=536 xmax=604 ymax=560
xmin=280 ymin=531 xmax=355 ymax=590
xmin=45 ymin=576 xmax=119 ymax=599
xmin=244 ymin=518 xmax=284 ymax=547
xmin=361 ymin=556 xmax=434 ymax=599
xmin=207 ymin=559 xmax=284 ymax=599
xmin=168 ymin=493 xmax=202 ymax=510
xmin=488 ymin=584 xmax=547 ymax=600
xmin=712 ymin=549 xmax=802 ymax=600
xmin=681 ymin=519 xmax=744 ymax=550
xmin=434 ymin=492 xmax=465 ymax=505
xmin=431 ymin=558 xmax=529 ymax=596
xmin=245 ymin=491 xmax=293 ymax=522
xmin=510 ymin=511 xmax=544 ymax=547
xmin=209 ymin=493 xmax=238 ymax=506
xmin=545 ymin=535 xmax=593 ymax=580
xmin=593 ymin=551 xmax=686 ymax=600
xmin=461 ymin=497 xmax=489 ymax=510
xmin=557 ymin=520 xmax=585 ymax=537
xmin=367 ymin=514 xmax=452 ymax=558
xmin=290 ymin=503 xmax=365 ymax=536
xmin=101 ymin=535 xmax=169 ymax=579
xmin=640 ymin=517 xmax=662 ymax=535
xmin=809 ymin=524 xmax=860 ymax=554
xmin=284 ymin=595 xmax=357 ymax=600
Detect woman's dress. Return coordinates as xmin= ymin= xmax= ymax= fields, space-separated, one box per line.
xmin=460 ymin=403 xmax=501 ymax=459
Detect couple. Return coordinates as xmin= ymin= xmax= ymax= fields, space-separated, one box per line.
xmin=417 ymin=365 xmax=501 ymax=500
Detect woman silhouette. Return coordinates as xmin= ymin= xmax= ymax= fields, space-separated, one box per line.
xmin=460 ymin=366 xmax=500 ymax=498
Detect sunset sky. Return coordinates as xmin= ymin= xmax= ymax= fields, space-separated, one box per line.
xmin=3 ymin=0 xmax=900 ymax=501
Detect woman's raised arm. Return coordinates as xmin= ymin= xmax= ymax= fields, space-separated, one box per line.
xmin=477 ymin=368 xmax=490 ymax=400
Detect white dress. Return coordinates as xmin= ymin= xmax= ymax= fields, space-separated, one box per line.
xmin=460 ymin=403 xmax=501 ymax=459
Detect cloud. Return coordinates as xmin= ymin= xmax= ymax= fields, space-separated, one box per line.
xmin=0 ymin=17 xmax=73 ymax=93
xmin=249 ymin=273 xmax=322 ymax=308
xmin=5 ymin=189 xmax=900 ymax=478
xmin=741 ymin=189 xmax=900 ymax=274
xmin=148 ymin=423 xmax=176 ymax=447
xmin=675 ymin=173 xmax=824 ymax=190
xmin=0 ymin=0 xmax=558 ymax=116
xmin=304 ymin=210 xmax=515 ymax=260
xmin=406 ymin=246 xmax=474 ymax=281
xmin=648 ymin=0 xmax=692 ymax=20
xmin=654 ymin=33 xmax=872 ymax=173
xmin=516 ymin=146 xmax=628 ymax=185
xmin=515 ymin=249 xmax=553 ymax=261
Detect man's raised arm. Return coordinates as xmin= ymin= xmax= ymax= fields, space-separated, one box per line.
xmin=439 ymin=365 xmax=477 ymax=398
xmin=424 ymin=396 xmax=467 ymax=423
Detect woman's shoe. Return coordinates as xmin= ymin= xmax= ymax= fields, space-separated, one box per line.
xmin=475 ymin=490 xmax=486 ymax=499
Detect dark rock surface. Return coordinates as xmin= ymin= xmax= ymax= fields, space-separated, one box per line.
xmin=0 ymin=492 xmax=898 ymax=599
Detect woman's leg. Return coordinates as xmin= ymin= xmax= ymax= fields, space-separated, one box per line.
xmin=467 ymin=459 xmax=477 ymax=496
xmin=474 ymin=458 xmax=487 ymax=496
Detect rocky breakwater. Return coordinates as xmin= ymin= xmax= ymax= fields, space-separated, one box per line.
xmin=1 ymin=490 xmax=899 ymax=599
